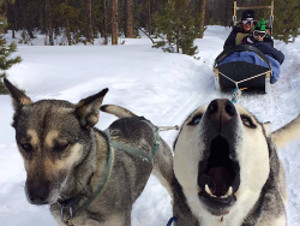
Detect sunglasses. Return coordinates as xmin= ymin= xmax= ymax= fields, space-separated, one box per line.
xmin=242 ymin=19 xmax=253 ymax=25
xmin=253 ymin=30 xmax=266 ymax=38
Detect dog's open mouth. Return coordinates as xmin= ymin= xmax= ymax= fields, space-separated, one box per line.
xmin=198 ymin=135 xmax=240 ymax=215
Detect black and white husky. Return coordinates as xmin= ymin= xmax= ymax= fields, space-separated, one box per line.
xmin=172 ymin=98 xmax=300 ymax=226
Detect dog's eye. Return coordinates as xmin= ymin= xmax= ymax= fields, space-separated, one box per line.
xmin=241 ymin=115 xmax=256 ymax=128
xmin=53 ymin=143 xmax=69 ymax=152
xmin=188 ymin=114 xmax=202 ymax=126
xmin=20 ymin=143 xmax=33 ymax=152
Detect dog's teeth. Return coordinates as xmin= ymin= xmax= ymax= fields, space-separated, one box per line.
xmin=220 ymin=186 xmax=233 ymax=199
xmin=204 ymin=184 xmax=211 ymax=194
xmin=205 ymin=184 xmax=216 ymax=197
xmin=226 ymin=186 xmax=233 ymax=196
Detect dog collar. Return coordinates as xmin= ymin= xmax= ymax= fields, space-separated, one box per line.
xmin=59 ymin=143 xmax=115 ymax=225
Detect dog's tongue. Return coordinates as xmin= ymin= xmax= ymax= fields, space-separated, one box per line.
xmin=207 ymin=167 xmax=231 ymax=196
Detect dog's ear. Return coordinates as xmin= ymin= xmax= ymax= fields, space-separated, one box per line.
xmin=75 ymin=88 xmax=109 ymax=129
xmin=271 ymin=113 xmax=300 ymax=149
xmin=3 ymin=78 xmax=32 ymax=111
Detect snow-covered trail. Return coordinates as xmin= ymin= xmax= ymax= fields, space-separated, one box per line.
xmin=0 ymin=26 xmax=299 ymax=225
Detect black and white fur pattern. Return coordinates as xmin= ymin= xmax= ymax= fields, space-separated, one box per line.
xmin=171 ymin=99 xmax=299 ymax=226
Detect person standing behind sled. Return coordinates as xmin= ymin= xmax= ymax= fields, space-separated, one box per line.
xmin=242 ymin=18 xmax=274 ymax=47
xmin=223 ymin=10 xmax=255 ymax=50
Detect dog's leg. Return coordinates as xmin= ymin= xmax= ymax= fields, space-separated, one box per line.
xmin=271 ymin=113 xmax=300 ymax=149
xmin=153 ymin=139 xmax=174 ymax=198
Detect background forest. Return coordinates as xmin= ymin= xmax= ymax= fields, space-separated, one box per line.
xmin=0 ymin=0 xmax=299 ymax=46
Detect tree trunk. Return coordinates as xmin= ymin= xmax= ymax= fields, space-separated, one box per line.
xmin=102 ymin=0 xmax=108 ymax=45
xmin=2 ymin=2 xmax=9 ymax=33
xmin=9 ymin=3 xmax=16 ymax=38
xmin=45 ymin=0 xmax=54 ymax=45
xmin=199 ymin=0 xmax=206 ymax=38
xmin=148 ymin=0 xmax=151 ymax=36
xmin=87 ymin=0 xmax=93 ymax=43
xmin=111 ymin=0 xmax=118 ymax=45
xmin=176 ymin=31 xmax=179 ymax=53
xmin=40 ymin=1 xmax=47 ymax=34
xmin=66 ymin=17 xmax=72 ymax=45
xmin=126 ymin=0 xmax=133 ymax=38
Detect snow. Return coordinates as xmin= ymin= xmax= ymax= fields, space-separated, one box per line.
xmin=0 ymin=26 xmax=299 ymax=225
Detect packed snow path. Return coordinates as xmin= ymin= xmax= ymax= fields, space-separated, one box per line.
xmin=0 ymin=26 xmax=299 ymax=225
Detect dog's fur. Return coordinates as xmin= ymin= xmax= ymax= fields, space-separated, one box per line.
xmin=172 ymin=99 xmax=300 ymax=226
xmin=4 ymin=78 xmax=173 ymax=226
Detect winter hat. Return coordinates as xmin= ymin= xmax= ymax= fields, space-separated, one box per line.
xmin=255 ymin=18 xmax=267 ymax=31
xmin=242 ymin=10 xmax=255 ymax=19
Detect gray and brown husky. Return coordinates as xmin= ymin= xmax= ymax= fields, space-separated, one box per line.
xmin=4 ymin=78 xmax=173 ymax=226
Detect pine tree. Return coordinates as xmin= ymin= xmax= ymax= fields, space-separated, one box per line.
xmin=0 ymin=13 xmax=21 ymax=94
xmin=153 ymin=0 xmax=199 ymax=56
xmin=272 ymin=0 xmax=300 ymax=43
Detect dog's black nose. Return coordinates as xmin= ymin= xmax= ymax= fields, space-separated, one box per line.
xmin=207 ymin=99 xmax=236 ymax=124
xmin=26 ymin=180 xmax=50 ymax=205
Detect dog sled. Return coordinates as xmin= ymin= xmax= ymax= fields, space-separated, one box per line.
xmin=213 ymin=0 xmax=276 ymax=95
xmin=213 ymin=45 xmax=272 ymax=93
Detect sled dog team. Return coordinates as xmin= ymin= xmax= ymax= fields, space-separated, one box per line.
xmin=3 ymin=78 xmax=300 ymax=226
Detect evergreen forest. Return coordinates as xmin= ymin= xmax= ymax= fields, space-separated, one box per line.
xmin=0 ymin=0 xmax=299 ymax=92
xmin=0 ymin=0 xmax=299 ymax=46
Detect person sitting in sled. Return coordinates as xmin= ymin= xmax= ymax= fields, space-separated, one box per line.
xmin=241 ymin=18 xmax=284 ymax=66
xmin=223 ymin=9 xmax=256 ymax=50
xmin=241 ymin=18 xmax=284 ymax=84
xmin=242 ymin=18 xmax=274 ymax=47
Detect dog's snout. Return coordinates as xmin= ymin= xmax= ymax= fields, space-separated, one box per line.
xmin=26 ymin=180 xmax=50 ymax=205
xmin=207 ymin=99 xmax=236 ymax=124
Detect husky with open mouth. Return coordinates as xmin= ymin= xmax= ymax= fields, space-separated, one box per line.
xmin=172 ymin=99 xmax=300 ymax=226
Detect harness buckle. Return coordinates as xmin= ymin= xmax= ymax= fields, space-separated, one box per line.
xmin=60 ymin=206 xmax=73 ymax=225
xmin=155 ymin=139 xmax=161 ymax=146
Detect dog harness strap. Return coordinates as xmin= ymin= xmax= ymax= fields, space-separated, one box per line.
xmin=75 ymin=146 xmax=114 ymax=215
xmin=108 ymin=140 xmax=153 ymax=163
xmin=141 ymin=120 xmax=161 ymax=157
xmin=60 ymin=144 xmax=115 ymax=224
xmin=103 ymin=120 xmax=161 ymax=164
xmin=167 ymin=217 xmax=179 ymax=226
